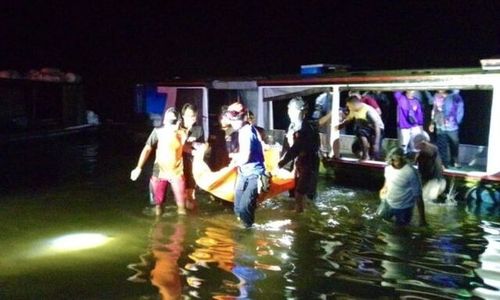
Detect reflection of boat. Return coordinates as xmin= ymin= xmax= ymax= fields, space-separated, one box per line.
xmin=0 ymin=78 xmax=98 ymax=144
xmin=135 ymin=64 xmax=500 ymax=191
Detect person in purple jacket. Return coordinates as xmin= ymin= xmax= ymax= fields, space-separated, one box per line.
xmin=394 ymin=90 xmax=424 ymax=154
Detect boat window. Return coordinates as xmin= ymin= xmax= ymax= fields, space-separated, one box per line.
xmin=262 ymin=85 xmax=492 ymax=173
xmin=338 ymin=88 xmax=492 ymax=172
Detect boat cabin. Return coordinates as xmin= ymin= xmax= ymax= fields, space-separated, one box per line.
xmin=135 ymin=65 xmax=500 ymax=185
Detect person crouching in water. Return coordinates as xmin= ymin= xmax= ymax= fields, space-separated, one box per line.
xmin=413 ymin=133 xmax=446 ymax=202
xmin=378 ymin=148 xmax=427 ymax=226
xmin=277 ymin=97 xmax=320 ymax=213
xmin=226 ymin=102 xmax=266 ymax=228
xmin=130 ymin=108 xmax=187 ymax=216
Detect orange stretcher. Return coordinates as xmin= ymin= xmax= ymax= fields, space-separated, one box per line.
xmin=192 ymin=146 xmax=295 ymax=202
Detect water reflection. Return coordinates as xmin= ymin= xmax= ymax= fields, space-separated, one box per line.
xmin=474 ymin=221 xmax=500 ymax=299
xmin=186 ymin=223 xmax=268 ymax=299
xmin=2 ymin=131 xmax=500 ymax=299
xmin=128 ymin=218 xmax=186 ymax=299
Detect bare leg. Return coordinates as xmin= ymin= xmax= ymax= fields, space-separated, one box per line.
xmin=185 ymin=188 xmax=197 ymax=210
xmin=360 ymin=137 xmax=371 ymax=160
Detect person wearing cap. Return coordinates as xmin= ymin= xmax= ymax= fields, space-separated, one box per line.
xmin=335 ymin=95 xmax=384 ymax=160
xmin=413 ymin=133 xmax=446 ymax=202
xmin=378 ymin=147 xmax=427 ymax=226
xmin=180 ymin=103 xmax=205 ymax=211
xmin=277 ymin=97 xmax=320 ymax=213
xmin=227 ymin=102 xmax=266 ymax=228
xmin=130 ymin=107 xmax=187 ymax=216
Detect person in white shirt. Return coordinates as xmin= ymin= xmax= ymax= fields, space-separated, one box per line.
xmin=378 ymin=147 xmax=427 ymax=226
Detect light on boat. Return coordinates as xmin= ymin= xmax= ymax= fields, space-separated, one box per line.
xmin=50 ymin=233 xmax=111 ymax=252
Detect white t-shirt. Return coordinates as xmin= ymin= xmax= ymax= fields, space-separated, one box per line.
xmin=384 ymin=164 xmax=422 ymax=209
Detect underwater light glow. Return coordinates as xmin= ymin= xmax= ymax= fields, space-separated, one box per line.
xmin=50 ymin=233 xmax=111 ymax=252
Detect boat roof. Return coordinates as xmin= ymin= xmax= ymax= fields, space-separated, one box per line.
xmin=146 ymin=67 xmax=500 ymax=88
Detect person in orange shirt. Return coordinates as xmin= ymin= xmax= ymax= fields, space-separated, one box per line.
xmin=131 ymin=107 xmax=187 ymax=216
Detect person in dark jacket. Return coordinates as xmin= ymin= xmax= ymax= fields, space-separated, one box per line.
xmin=277 ymin=97 xmax=320 ymax=212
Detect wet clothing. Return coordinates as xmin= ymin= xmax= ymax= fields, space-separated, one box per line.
xmin=234 ymin=124 xmax=266 ymax=228
xmin=182 ymin=125 xmax=204 ymax=189
xmin=235 ymin=174 xmax=259 ymax=228
xmin=384 ymin=164 xmax=422 ymax=210
xmin=416 ymin=142 xmax=443 ymax=184
xmin=377 ymin=200 xmax=414 ymax=226
xmin=379 ymin=163 xmax=422 ymax=226
xmin=145 ymin=127 xmax=186 ymax=206
xmin=149 ymin=175 xmax=186 ymax=206
xmin=146 ymin=127 xmax=185 ymax=179
xmin=278 ymin=120 xmax=320 ymax=199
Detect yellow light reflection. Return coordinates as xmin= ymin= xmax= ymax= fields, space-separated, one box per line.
xmin=50 ymin=233 xmax=111 ymax=252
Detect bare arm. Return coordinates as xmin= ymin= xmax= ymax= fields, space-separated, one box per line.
xmin=135 ymin=145 xmax=153 ymax=169
xmin=130 ymin=145 xmax=153 ymax=181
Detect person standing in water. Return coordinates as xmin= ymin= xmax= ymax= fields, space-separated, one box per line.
xmin=227 ymin=102 xmax=266 ymax=228
xmin=277 ymin=97 xmax=320 ymax=213
xmin=181 ymin=103 xmax=204 ymax=211
xmin=130 ymin=108 xmax=187 ymax=216
xmin=378 ymin=147 xmax=427 ymax=226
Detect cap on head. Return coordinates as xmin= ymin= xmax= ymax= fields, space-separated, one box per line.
xmin=226 ymin=102 xmax=247 ymax=120
xmin=288 ymin=97 xmax=307 ymax=111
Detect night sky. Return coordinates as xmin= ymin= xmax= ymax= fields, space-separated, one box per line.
xmin=1 ymin=1 xmax=499 ymax=119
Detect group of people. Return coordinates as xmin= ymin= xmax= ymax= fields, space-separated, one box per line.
xmin=130 ymin=89 xmax=463 ymax=228
xmin=338 ymin=89 xmax=465 ymax=169
xmin=131 ymin=98 xmax=320 ymax=229
xmin=130 ymin=103 xmax=204 ymax=216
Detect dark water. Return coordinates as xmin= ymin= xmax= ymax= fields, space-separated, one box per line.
xmin=1 ymin=129 xmax=499 ymax=299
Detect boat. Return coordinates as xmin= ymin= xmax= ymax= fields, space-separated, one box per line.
xmin=134 ymin=61 xmax=500 ymax=201
xmin=0 ymin=76 xmax=98 ymax=144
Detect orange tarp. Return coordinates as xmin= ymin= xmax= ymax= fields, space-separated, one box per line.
xmin=192 ymin=147 xmax=295 ymax=202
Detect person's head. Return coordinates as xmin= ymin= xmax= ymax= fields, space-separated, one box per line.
xmin=226 ymin=101 xmax=247 ymax=130
xmin=386 ymin=147 xmax=407 ymax=169
xmin=437 ymin=89 xmax=448 ymax=96
xmin=348 ymin=90 xmax=362 ymax=98
xmin=413 ymin=132 xmax=430 ymax=151
xmin=287 ymin=97 xmax=307 ymax=123
xmin=345 ymin=95 xmax=363 ymax=112
xmin=406 ymin=90 xmax=417 ymax=99
xmin=163 ymin=107 xmax=181 ymax=128
xmin=181 ymin=103 xmax=198 ymax=129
